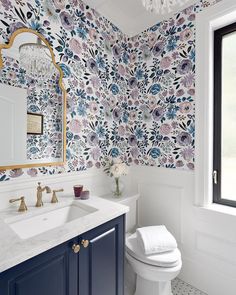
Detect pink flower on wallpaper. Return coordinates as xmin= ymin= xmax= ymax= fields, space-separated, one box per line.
xmin=53 ymin=0 xmax=65 ymax=10
xmin=69 ymin=119 xmax=82 ymax=134
xmin=69 ymin=38 xmax=82 ymax=56
xmin=148 ymin=32 xmax=157 ymax=46
xmin=180 ymin=28 xmax=193 ymax=41
xmin=160 ymin=56 xmax=172 ymax=69
xmin=160 ymin=123 xmax=172 ymax=135
xmin=179 ymin=102 xmax=192 ymax=114
xmin=118 ymin=64 xmax=126 ymax=76
xmin=89 ymin=28 xmax=98 ymax=41
xmin=89 ymin=101 xmax=99 ymax=114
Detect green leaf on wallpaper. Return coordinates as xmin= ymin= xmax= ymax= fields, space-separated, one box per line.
xmin=0 ymin=20 xmax=9 ymax=27
xmin=56 ymin=46 xmax=63 ymax=52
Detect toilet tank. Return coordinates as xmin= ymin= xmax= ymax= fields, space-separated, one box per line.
xmin=117 ymin=194 xmax=140 ymax=233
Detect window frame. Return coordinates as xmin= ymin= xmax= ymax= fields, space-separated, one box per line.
xmin=213 ymin=22 xmax=236 ymax=208
xmin=195 ymin=0 xmax=236 ymax=208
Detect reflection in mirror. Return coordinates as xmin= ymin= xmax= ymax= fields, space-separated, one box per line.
xmin=0 ymin=30 xmax=65 ymax=169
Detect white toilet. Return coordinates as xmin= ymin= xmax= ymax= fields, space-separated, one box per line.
xmin=119 ymin=194 xmax=182 ymax=295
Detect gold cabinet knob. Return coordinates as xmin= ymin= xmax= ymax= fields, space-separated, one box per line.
xmin=72 ymin=244 xmax=80 ymax=253
xmin=81 ymin=239 xmax=89 ymax=248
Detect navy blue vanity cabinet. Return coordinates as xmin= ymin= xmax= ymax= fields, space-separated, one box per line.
xmin=0 ymin=215 xmax=125 ymax=295
xmin=78 ymin=215 xmax=125 ymax=295
xmin=0 ymin=237 xmax=78 ymax=295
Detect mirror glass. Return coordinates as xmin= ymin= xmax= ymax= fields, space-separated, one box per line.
xmin=0 ymin=31 xmax=65 ymax=169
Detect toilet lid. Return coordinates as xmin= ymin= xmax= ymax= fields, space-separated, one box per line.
xmin=126 ymin=233 xmax=181 ymax=268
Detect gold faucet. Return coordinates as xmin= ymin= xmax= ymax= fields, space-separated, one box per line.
xmin=9 ymin=196 xmax=28 ymax=212
xmin=36 ymin=182 xmax=51 ymax=207
xmin=51 ymin=189 xmax=64 ymax=203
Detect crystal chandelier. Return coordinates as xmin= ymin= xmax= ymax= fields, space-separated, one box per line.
xmin=19 ymin=38 xmax=56 ymax=80
xmin=142 ymin=0 xmax=188 ymax=14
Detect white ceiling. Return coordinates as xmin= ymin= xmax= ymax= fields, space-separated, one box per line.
xmin=83 ymin=0 xmax=197 ymax=37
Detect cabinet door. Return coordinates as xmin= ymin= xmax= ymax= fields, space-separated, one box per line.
xmin=0 ymin=239 xmax=79 ymax=295
xmin=79 ymin=215 xmax=125 ymax=295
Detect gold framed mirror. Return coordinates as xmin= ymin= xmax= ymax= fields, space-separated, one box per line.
xmin=0 ymin=28 xmax=66 ymax=170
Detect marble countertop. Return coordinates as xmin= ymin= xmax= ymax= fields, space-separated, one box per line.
xmin=0 ymin=196 xmax=129 ymax=273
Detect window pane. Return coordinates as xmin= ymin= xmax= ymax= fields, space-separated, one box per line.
xmin=221 ymin=32 xmax=236 ymax=201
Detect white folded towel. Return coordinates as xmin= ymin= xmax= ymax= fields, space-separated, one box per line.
xmin=136 ymin=225 xmax=177 ymax=255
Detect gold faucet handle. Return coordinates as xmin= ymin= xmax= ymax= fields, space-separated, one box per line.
xmin=51 ymin=189 xmax=64 ymax=203
xmin=9 ymin=196 xmax=28 ymax=212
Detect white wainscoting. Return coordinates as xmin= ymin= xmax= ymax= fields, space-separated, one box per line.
xmin=1 ymin=165 xmax=236 ymax=294
xmin=131 ymin=166 xmax=236 ymax=295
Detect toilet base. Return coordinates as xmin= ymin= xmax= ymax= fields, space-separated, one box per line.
xmin=135 ymin=275 xmax=173 ymax=295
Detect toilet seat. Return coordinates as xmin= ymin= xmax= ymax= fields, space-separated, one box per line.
xmin=126 ymin=233 xmax=181 ymax=268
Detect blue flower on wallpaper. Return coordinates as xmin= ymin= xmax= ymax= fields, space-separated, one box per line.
xmin=149 ymin=148 xmax=161 ymax=159
xmin=60 ymin=64 xmax=71 ymax=78
xmin=77 ymin=103 xmax=87 ymax=116
xmin=76 ymin=26 xmax=88 ymax=39
xmin=110 ymin=148 xmax=120 ymax=158
xmin=110 ymin=84 xmax=119 ymax=95
xmin=135 ymin=69 xmax=144 ymax=80
xmin=149 ymin=83 xmax=161 ymax=95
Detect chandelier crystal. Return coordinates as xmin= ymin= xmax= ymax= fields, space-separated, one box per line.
xmin=142 ymin=0 xmax=188 ymax=14
xmin=19 ymin=38 xmax=56 ymax=80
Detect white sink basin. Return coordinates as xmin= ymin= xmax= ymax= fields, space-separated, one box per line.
xmin=6 ymin=202 xmax=97 ymax=240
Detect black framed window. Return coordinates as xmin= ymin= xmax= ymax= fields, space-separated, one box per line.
xmin=213 ymin=22 xmax=236 ymax=207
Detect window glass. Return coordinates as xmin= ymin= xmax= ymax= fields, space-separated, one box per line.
xmin=221 ymin=32 xmax=236 ymax=201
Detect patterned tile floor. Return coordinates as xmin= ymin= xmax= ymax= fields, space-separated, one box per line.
xmin=124 ymin=278 xmax=207 ymax=295
xmin=172 ymin=278 xmax=207 ymax=295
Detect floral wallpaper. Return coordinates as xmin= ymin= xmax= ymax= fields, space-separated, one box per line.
xmin=0 ymin=56 xmax=63 ymax=161
xmin=0 ymin=0 xmax=218 ymax=181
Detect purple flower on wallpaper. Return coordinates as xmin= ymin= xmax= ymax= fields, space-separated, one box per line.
xmin=8 ymin=22 xmax=25 ymax=34
xmin=112 ymin=45 xmax=122 ymax=58
xmin=176 ymin=132 xmax=192 ymax=146
xmin=181 ymin=147 xmax=194 ymax=161
xmin=1 ymin=0 xmax=12 ymax=10
xmin=113 ymin=107 xmax=122 ymax=121
xmin=128 ymin=135 xmax=137 ymax=146
xmin=128 ymin=77 xmax=137 ymax=89
xmin=87 ymin=132 xmax=99 ymax=146
xmin=130 ymin=147 xmax=139 ymax=158
xmin=187 ymin=163 xmax=194 ymax=170
xmin=177 ymin=59 xmax=192 ymax=75
xmin=60 ymin=11 xmax=74 ymax=30
xmin=181 ymin=73 xmax=195 ymax=88
xmin=86 ymin=58 xmax=98 ymax=73
xmin=176 ymin=160 xmax=184 ymax=167
xmin=90 ymin=147 xmax=101 ymax=161
xmin=27 ymin=168 xmax=38 ymax=177
xmin=153 ymin=41 xmax=165 ymax=57
xmin=9 ymin=169 xmax=24 ymax=178
xmin=152 ymin=107 xmax=164 ymax=121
